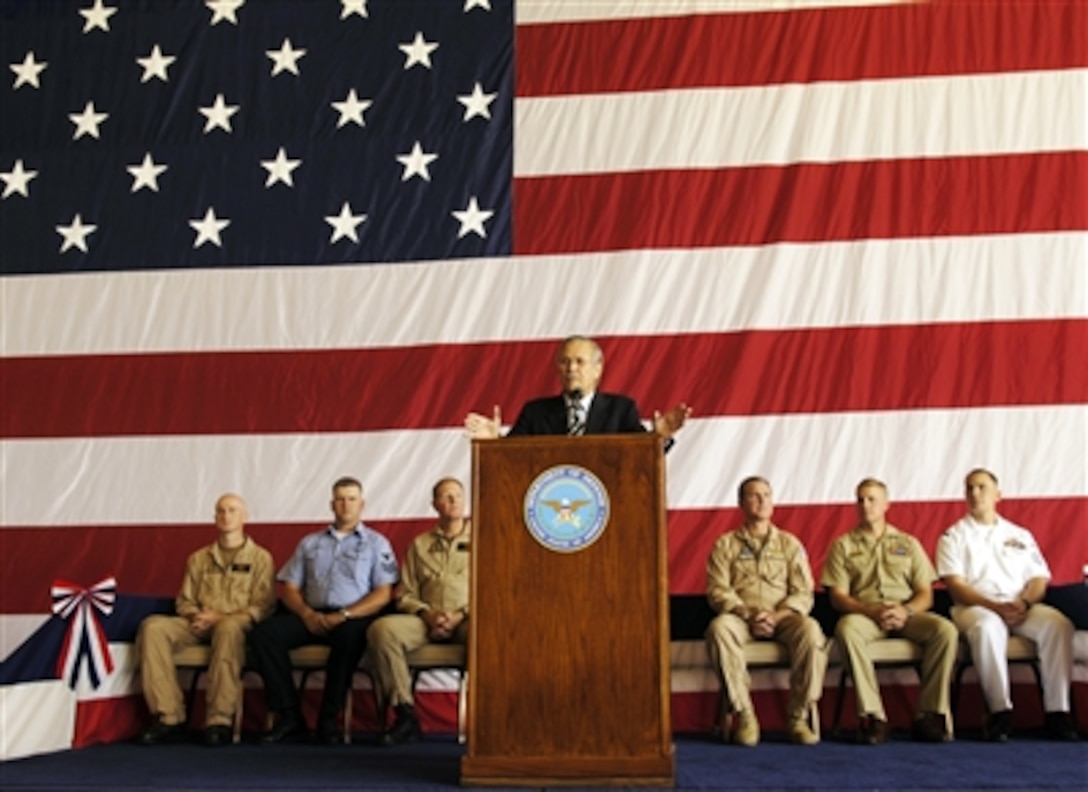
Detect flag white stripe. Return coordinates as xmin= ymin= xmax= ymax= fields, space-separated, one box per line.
xmin=515 ymin=69 xmax=1088 ymax=177
xmin=0 ymin=615 xmax=50 ymax=659
xmin=73 ymin=644 xmax=139 ymax=702
xmin=3 ymin=232 xmax=1083 ymax=357
xmin=516 ymin=0 xmax=910 ymax=26
xmin=669 ymin=405 xmax=1088 ymax=509
xmin=0 ymin=681 xmax=75 ymax=761
xmin=1 ymin=405 xmax=1083 ymax=526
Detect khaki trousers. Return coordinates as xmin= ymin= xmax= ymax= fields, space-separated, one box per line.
xmin=136 ymin=614 xmax=249 ymax=727
xmin=706 ymin=611 xmax=827 ymax=721
xmin=366 ymin=614 xmax=467 ymax=709
xmin=835 ymin=611 xmax=958 ymax=720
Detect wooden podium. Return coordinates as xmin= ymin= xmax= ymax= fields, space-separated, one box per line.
xmin=461 ymin=435 xmax=674 ymax=787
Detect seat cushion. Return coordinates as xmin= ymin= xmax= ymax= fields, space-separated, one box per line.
xmin=405 ymin=643 xmax=465 ymax=668
xmin=288 ymin=645 xmax=331 ymax=667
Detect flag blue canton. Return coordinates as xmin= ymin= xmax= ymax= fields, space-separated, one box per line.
xmin=1 ymin=0 xmax=513 ymax=275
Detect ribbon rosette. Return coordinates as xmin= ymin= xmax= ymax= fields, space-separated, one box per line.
xmin=51 ymin=576 xmax=117 ymax=689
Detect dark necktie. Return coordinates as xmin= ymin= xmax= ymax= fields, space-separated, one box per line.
xmin=567 ymin=397 xmax=586 ymax=435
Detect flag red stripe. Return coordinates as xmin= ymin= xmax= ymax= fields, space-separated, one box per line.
xmin=0 ymin=519 xmax=435 ymax=614
xmin=516 ymin=2 xmax=1088 ymax=97
xmin=3 ymin=320 xmax=1084 ymax=438
xmin=513 ymin=152 xmax=1088 ymax=256
xmin=73 ymin=696 xmax=146 ymax=748
xmin=2 ymin=498 xmax=1084 ymax=612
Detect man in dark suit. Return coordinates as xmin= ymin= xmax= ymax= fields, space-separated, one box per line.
xmin=464 ymin=335 xmax=690 ymax=442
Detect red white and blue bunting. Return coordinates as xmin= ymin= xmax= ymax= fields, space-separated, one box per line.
xmin=51 ymin=577 xmax=116 ymax=690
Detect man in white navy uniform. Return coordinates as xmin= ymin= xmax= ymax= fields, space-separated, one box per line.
xmin=936 ymin=468 xmax=1076 ymax=741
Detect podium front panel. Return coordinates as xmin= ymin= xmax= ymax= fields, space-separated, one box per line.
xmin=462 ymin=435 xmax=674 ymax=786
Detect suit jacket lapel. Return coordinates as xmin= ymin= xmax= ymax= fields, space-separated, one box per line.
xmin=548 ymin=395 xmax=569 ymax=434
xmin=584 ymin=394 xmax=606 ymax=434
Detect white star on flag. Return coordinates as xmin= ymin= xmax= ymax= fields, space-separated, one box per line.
xmin=200 ymin=94 xmax=239 ymax=134
xmin=332 ymin=89 xmax=372 ymax=129
xmin=189 ymin=208 xmax=231 ymax=248
xmin=11 ymin=52 xmax=47 ymax=90
xmin=56 ymin=214 xmax=97 ymax=253
xmin=464 ymin=0 xmax=491 ymax=10
xmin=267 ymin=39 xmax=306 ymax=76
xmin=457 ymin=82 xmax=497 ymax=121
xmin=206 ymin=0 xmax=244 ymax=26
xmin=137 ymin=45 xmax=175 ymax=83
xmin=126 ymin=153 xmax=168 ymax=193
xmin=397 ymin=141 xmax=438 ymax=182
xmin=340 ymin=0 xmax=368 ymax=19
xmin=325 ymin=202 xmax=367 ymax=243
xmin=261 ymin=148 xmax=302 ymax=188
xmin=399 ymin=32 xmax=438 ymax=70
xmin=452 ymin=197 xmax=494 ymax=239
xmin=80 ymin=0 xmax=117 ymax=34
xmin=2 ymin=160 xmax=39 ymax=199
xmin=69 ymin=101 xmax=108 ymax=140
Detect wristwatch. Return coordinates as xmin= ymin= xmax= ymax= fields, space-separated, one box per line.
xmin=340 ymin=608 xmax=352 ymax=620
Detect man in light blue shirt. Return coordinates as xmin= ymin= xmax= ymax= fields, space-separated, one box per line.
xmin=249 ymin=476 xmax=398 ymax=744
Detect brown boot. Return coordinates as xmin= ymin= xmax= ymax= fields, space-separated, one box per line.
xmin=788 ymin=717 xmax=819 ymax=746
xmin=733 ymin=709 xmax=760 ymax=747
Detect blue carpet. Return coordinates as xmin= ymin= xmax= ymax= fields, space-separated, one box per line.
xmin=1 ymin=732 xmax=1085 ymax=791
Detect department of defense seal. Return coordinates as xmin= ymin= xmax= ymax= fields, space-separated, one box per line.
xmin=523 ymin=465 xmax=610 ymax=552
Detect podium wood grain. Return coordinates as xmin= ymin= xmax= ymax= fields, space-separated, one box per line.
xmin=461 ymin=435 xmax=674 ymax=787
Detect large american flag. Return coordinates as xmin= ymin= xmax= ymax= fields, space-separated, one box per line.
xmin=1 ymin=0 xmax=1085 ymax=752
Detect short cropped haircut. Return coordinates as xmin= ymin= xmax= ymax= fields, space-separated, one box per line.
xmin=856 ymin=478 xmax=888 ymax=496
xmin=737 ymin=476 xmax=770 ymax=504
xmin=332 ymin=476 xmax=364 ymax=494
xmin=432 ymin=477 xmax=464 ymax=499
xmin=965 ymin=468 xmax=998 ymax=486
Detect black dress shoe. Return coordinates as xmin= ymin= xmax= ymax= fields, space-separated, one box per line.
xmin=136 ymin=719 xmax=187 ymax=746
xmin=204 ymin=725 xmax=233 ymax=747
xmin=911 ymin=712 xmax=952 ymax=743
xmin=856 ymin=714 xmax=888 ymax=745
xmin=984 ymin=709 xmax=1013 ymax=742
xmin=261 ymin=713 xmax=306 ymax=744
xmin=1044 ymin=711 xmax=1078 ymax=741
xmin=377 ymin=705 xmax=421 ymax=747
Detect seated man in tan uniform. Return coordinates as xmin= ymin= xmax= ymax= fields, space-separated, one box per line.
xmin=367 ymin=477 xmax=470 ymax=746
xmin=136 ymin=493 xmax=276 ymax=746
xmin=821 ymin=478 xmax=958 ymax=744
xmin=705 ymin=476 xmax=827 ymax=746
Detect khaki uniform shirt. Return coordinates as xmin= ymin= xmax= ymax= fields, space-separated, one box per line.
xmin=175 ymin=537 xmax=276 ymax=624
xmin=707 ymin=524 xmax=814 ymax=616
xmin=821 ymin=524 xmax=936 ymax=604
xmin=396 ymin=522 xmax=471 ymax=615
